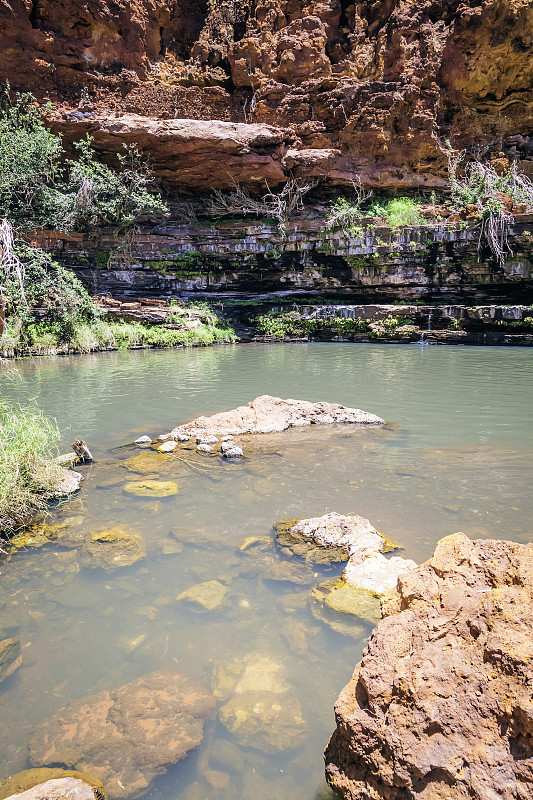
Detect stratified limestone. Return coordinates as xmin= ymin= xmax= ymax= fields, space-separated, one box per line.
xmin=325 ymin=533 xmax=533 ymax=800
xmin=29 ymin=669 xmax=215 ymax=800
xmin=81 ymin=527 xmax=146 ymax=571
xmin=168 ymin=395 xmax=384 ymax=440
xmin=0 ymin=638 xmax=22 ymax=685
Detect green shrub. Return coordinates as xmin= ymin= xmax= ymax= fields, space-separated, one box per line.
xmin=368 ymin=198 xmax=425 ymax=228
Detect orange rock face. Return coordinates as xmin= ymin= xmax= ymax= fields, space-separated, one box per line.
xmin=324 ymin=533 xmax=533 ymax=799
xmin=0 ymin=0 xmax=531 ymax=190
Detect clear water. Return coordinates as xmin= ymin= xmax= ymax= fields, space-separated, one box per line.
xmin=1 ymin=343 xmax=532 ymax=800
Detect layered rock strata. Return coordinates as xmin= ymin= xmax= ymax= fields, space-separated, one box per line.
xmin=325 ymin=533 xmax=533 ymax=800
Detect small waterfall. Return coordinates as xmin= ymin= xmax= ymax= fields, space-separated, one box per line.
xmin=419 ymin=309 xmax=433 ymax=346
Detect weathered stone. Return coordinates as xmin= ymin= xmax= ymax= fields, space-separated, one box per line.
xmin=196 ymin=444 xmax=213 ymax=454
xmin=177 ymin=580 xmax=228 ymax=611
xmin=342 ymin=551 xmax=417 ymax=594
xmin=0 ymin=768 xmax=105 ymax=800
xmin=196 ymin=435 xmax=218 ymax=445
xmin=120 ymin=452 xmax=168 ymax=475
xmin=264 ymin=560 xmax=316 ymax=586
xmin=0 ymin=638 xmax=22 ymax=685
xmin=0 ymin=778 xmax=102 ymax=800
xmin=157 ymin=440 xmax=177 ymax=453
xmin=325 ymin=533 xmax=533 ymax=800
xmin=49 ymin=469 xmax=83 ymax=498
xmin=134 ymin=435 xmax=152 ymax=445
xmin=223 ymin=446 xmax=244 ymax=459
xmin=123 ymin=480 xmax=178 ymax=497
xmin=275 ymin=512 xmax=396 ymax=565
xmin=29 ymin=669 xmax=215 ymax=800
xmin=170 ymin=396 xmax=383 ymax=439
xmin=310 ymin=579 xmax=381 ymax=636
xmin=81 ymin=527 xmax=145 ymax=571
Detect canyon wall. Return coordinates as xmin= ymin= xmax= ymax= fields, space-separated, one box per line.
xmin=1 ymin=0 xmax=532 ymax=191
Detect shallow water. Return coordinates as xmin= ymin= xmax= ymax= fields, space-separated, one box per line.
xmin=1 ymin=343 xmax=532 ymax=800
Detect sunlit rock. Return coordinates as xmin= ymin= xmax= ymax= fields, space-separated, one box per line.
xmin=134 ymin=436 xmax=152 ymax=445
xmin=48 ymin=469 xmax=83 ymax=498
xmin=310 ymin=578 xmax=380 ymax=637
xmin=29 ymin=669 xmax=215 ymax=800
xmin=0 ymin=768 xmax=105 ymax=800
xmin=275 ymin=512 xmax=396 ymax=564
xmin=81 ymin=526 xmax=145 ymax=571
xmin=157 ymin=440 xmax=177 ymax=453
xmin=0 ymin=778 xmax=103 ymax=800
xmin=325 ymin=534 xmax=533 ymax=800
xmin=343 ymin=550 xmax=417 ymax=594
xmin=168 ymin=395 xmax=384 ymax=439
xmin=177 ymin=580 xmax=228 ymax=611
xmin=123 ymin=480 xmax=178 ymax=497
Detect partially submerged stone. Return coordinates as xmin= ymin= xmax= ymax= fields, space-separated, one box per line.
xmin=0 ymin=637 xmax=22 ymax=684
xmin=310 ymin=579 xmax=381 ymax=637
xmin=177 ymin=580 xmax=228 ymax=611
xmin=167 ymin=395 xmax=384 ymax=439
xmin=196 ymin=444 xmax=213 ymax=454
xmin=123 ymin=480 xmax=178 ymax=497
xmin=343 ymin=550 xmax=417 ymax=594
xmin=134 ymin=435 xmax=152 ymax=445
xmin=223 ymin=446 xmax=244 ymax=459
xmin=29 ymin=669 xmax=215 ymax=800
xmin=0 ymin=778 xmax=103 ymax=800
xmin=49 ymin=469 xmax=83 ymax=498
xmin=157 ymin=440 xmax=177 ymax=453
xmin=0 ymin=770 xmax=106 ymax=800
xmin=275 ymin=512 xmax=395 ymax=564
xmin=120 ymin=452 xmax=168 ymax=475
xmin=81 ymin=526 xmax=145 ymax=571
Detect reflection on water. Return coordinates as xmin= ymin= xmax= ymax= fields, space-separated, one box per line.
xmin=1 ymin=343 xmax=532 ymax=800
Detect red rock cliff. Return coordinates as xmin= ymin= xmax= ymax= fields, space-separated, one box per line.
xmin=0 ymin=1 xmax=531 ymax=190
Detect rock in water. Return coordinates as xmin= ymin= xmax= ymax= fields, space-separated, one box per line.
xmin=29 ymin=669 xmax=215 ymax=800
xmin=167 ymin=395 xmax=384 ymax=439
xmin=81 ymin=527 xmax=145 ymax=571
xmin=325 ymin=533 xmax=533 ymax=800
xmin=123 ymin=480 xmax=178 ymax=497
xmin=343 ymin=551 xmax=417 ymax=594
xmin=0 ymin=638 xmax=22 ymax=685
xmin=0 ymin=778 xmax=103 ymax=800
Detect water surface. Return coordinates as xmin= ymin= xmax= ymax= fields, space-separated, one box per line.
xmin=1 ymin=343 xmax=532 ymax=800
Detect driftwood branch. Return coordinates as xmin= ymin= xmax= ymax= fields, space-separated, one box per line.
xmin=71 ymin=439 xmax=93 ymax=463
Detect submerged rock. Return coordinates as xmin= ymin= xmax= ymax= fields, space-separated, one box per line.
xmin=81 ymin=527 xmax=145 ymax=571
xmin=213 ymin=653 xmax=306 ymax=753
xmin=123 ymin=480 xmax=178 ymax=497
xmin=325 ymin=533 xmax=533 ymax=800
xmin=120 ymin=452 xmax=169 ymax=475
xmin=275 ymin=512 xmax=395 ymax=564
xmin=29 ymin=669 xmax=215 ymax=800
xmin=310 ymin=579 xmax=379 ymax=637
xmin=0 ymin=637 xmax=22 ymax=684
xmin=343 ymin=550 xmax=417 ymax=594
xmin=177 ymin=580 xmax=228 ymax=611
xmin=168 ymin=395 xmax=384 ymax=439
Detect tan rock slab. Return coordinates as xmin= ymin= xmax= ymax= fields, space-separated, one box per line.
xmin=81 ymin=527 xmax=145 ymax=571
xmin=123 ymin=480 xmax=178 ymax=498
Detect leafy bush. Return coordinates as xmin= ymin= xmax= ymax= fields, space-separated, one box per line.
xmin=0 ymin=400 xmax=63 ymax=534
xmin=0 ymin=86 xmax=168 ymax=232
xmin=367 ymin=198 xmax=425 ymax=228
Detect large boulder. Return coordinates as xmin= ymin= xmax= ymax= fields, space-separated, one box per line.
xmin=325 ymin=533 xmax=533 ymax=800
xmin=168 ymin=396 xmax=384 ymax=439
xmin=29 ymin=669 xmax=215 ymax=800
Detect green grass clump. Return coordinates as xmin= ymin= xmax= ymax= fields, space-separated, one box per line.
xmin=0 ymin=401 xmax=63 ymax=534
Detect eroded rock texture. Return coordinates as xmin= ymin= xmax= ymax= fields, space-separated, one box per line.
xmin=29 ymin=670 xmax=215 ymax=800
xmin=325 ymin=532 xmax=533 ymax=800
xmin=0 ymin=0 xmax=531 ymax=190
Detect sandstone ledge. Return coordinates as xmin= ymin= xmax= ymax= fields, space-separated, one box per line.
xmin=325 ymin=533 xmax=533 ymax=800
xmin=168 ymin=395 xmax=384 ymax=439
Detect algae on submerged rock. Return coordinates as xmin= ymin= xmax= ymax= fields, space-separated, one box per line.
xmin=81 ymin=526 xmax=146 ymax=571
